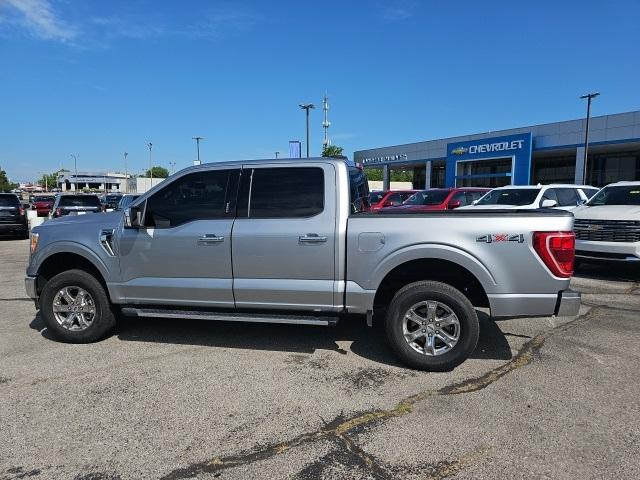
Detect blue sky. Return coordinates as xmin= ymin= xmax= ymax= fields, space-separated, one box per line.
xmin=1 ymin=0 xmax=639 ymax=182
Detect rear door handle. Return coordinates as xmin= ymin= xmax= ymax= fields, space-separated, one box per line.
xmin=197 ymin=234 xmax=224 ymax=245
xmin=299 ymin=233 xmax=327 ymax=244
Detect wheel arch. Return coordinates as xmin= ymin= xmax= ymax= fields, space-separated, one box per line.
xmin=36 ymin=250 xmax=109 ymax=297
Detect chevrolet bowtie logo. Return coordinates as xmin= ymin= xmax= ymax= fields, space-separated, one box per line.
xmin=451 ymin=147 xmax=468 ymax=155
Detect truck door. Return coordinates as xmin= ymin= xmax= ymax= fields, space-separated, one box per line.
xmin=116 ymin=168 xmax=239 ymax=307
xmin=231 ymin=164 xmax=337 ymax=311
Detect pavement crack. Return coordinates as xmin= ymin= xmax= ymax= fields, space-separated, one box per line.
xmin=159 ymin=307 xmax=597 ymax=480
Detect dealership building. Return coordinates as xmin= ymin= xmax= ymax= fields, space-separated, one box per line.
xmin=354 ymin=110 xmax=640 ymax=190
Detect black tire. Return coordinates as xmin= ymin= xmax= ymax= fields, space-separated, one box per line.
xmin=385 ymin=281 xmax=479 ymax=371
xmin=40 ymin=269 xmax=116 ymax=343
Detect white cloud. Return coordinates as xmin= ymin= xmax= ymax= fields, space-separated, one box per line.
xmin=2 ymin=0 xmax=78 ymax=41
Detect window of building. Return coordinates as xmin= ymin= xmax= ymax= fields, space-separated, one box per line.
xmin=144 ymin=169 xmax=238 ymax=228
xmin=586 ymin=151 xmax=640 ymax=187
xmin=431 ymin=161 xmax=446 ymax=188
xmin=239 ymin=167 xmax=325 ymax=218
xmin=532 ymin=156 xmax=576 ymax=184
xmin=455 ymin=158 xmax=512 ymax=187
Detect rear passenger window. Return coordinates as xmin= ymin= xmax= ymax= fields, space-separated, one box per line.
xmin=555 ymin=188 xmax=579 ymax=207
xmin=243 ymin=167 xmax=324 ymax=218
xmin=144 ymin=169 xmax=238 ymax=228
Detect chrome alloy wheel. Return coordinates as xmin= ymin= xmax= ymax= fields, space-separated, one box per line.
xmin=402 ymin=301 xmax=460 ymax=356
xmin=52 ymin=286 xmax=96 ymax=331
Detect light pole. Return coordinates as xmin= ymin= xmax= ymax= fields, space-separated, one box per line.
xmin=70 ymin=154 xmax=79 ymax=192
xmin=169 ymin=161 xmax=176 ymax=174
xmin=580 ymin=92 xmax=600 ymax=184
xmin=192 ymin=136 xmax=204 ymax=165
xmin=147 ymin=142 xmax=153 ymax=185
xmin=299 ymin=103 xmax=315 ymax=158
xmin=124 ymin=152 xmax=128 ymax=193
xmin=275 ymin=151 xmax=280 ymax=159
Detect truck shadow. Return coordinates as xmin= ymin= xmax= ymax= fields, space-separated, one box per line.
xmin=29 ymin=311 xmax=512 ymax=368
xmin=575 ymin=262 xmax=640 ymax=282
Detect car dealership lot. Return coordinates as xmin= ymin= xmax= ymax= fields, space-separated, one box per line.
xmin=1 ymin=238 xmax=639 ymax=480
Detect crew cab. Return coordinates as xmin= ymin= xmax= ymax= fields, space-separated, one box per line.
xmin=25 ymin=158 xmax=581 ymax=371
xmin=573 ymin=181 xmax=640 ymax=263
xmin=380 ymin=188 xmax=489 ymax=213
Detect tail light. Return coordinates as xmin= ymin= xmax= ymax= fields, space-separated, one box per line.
xmin=533 ymin=231 xmax=575 ymax=278
xmin=19 ymin=207 xmax=24 ymax=216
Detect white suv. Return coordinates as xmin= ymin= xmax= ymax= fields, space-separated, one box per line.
xmin=573 ymin=181 xmax=640 ymax=263
xmin=459 ymin=184 xmax=599 ymax=210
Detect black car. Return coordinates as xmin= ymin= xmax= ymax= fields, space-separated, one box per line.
xmin=51 ymin=194 xmax=103 ymax=218
xmin=0 ymin=193 xmax=29 ymax=238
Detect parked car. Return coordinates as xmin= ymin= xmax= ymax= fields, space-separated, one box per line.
xmin=369 ymin=190 xmax=417 ymax=212
xmin=50 ymin=194 xmax=103 ymax=218
xmin=0 ymin=193 xmax=29 ymax=238
xmin=26 ymin=158 xmax=580 ymax=371
xmin=116 ymin=194 xmax=140 ymax=211
xmin=460 ymin=184 xmax=599 ymax=211
xmin=380 ymin=188 xmax=489 ymax=213
xmin=100 ymin=193 xmax=123 ymax=211
xmin=573 ymin=181 xmax=640 ymax=263
xmin=31 ymin=195 xmax=56 ymax=217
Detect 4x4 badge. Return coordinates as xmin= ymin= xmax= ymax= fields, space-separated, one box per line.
xmin=476 ymin=234 xmax=525 ymax=244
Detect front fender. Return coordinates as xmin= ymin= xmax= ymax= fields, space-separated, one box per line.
xmin=28 ymin=240 xmax=112 ymax=282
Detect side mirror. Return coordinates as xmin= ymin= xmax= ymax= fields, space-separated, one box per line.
xmin=541 ymin=199 xmax=557 ymax=208
xmin=124 ymin=206 xmax=142 ymax=228
xmin=471 ymin=200 xmax=479 ymax=206
xmin=448 ymin=200 xmax=462 ymax=209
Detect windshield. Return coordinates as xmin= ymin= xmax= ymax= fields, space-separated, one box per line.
xmin=106 ymin=195 xmax=122 ymax=202
xmin=403 ymin=190 xmax=449 ymax=206
xmin=369 ymin=191 xmax=385 ymax=204
xmin=0 ymin=195 xmax=20 ymax=207
xmin=588 ymin=185 xmax=640 ymax=206
xmin=476 ymin=188 xmax=539 ymax=206
xmin=58 ymin=195 xmax=101 ymax=207
xmin=35 ymin=196 xmax=55 ymax=203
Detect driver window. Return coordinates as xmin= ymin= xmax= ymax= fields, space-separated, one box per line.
xmin=144 ymin=169 xmax=238 ymax=228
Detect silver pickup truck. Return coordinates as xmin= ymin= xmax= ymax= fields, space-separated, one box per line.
xmin=25 ymin=158 xmax=580 ymax=371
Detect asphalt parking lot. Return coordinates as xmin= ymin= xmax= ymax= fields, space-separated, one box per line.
xmin=1 ymin=237 xmax=639 ymax=480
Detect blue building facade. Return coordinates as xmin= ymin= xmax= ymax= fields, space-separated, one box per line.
xmin=354 ymin=110 xmax=640 ymax=189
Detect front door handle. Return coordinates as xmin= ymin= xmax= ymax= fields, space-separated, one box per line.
xmin=299 ymin=233 xmax=327 ymax=244
xmin=197 ymin=234 xmax=224 ymax=245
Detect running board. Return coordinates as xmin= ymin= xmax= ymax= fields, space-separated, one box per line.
xmin=120 ymin=307 xmax=338 ymax=326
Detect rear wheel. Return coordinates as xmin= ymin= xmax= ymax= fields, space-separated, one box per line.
xmin=385 ymin=281 xmax=479 ymax=371
xmin=40 ymin=269 xmax=116 ymax=343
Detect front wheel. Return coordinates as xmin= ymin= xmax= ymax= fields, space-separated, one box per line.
xmin=40 ymin=269 xmax=116 ymax=343
xmin=385 ymin=281 xmax=479 ymax=371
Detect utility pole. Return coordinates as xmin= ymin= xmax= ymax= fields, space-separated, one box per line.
xmin=322 ymin=93 xmax=331 ymax=149
xmin=192 ymin=136 xmax=204 ymax=165
xmin=580 ymin=92 xmax=600 ymax=185
xmin=124 ymin=152 xmax=128 ymax=193
xmin=299 ymin=103 xmax=315 ymax=158
xmin=70 ymin=154 xmax=79 ymax=193
xmin=147 ymin=142 xmax=153 ymax=185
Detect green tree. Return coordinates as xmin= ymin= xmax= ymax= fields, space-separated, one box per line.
xmin=322 ymin=145 xmax=344 ymax=157
xmin=364 ymin=168 xmax=382 ymax=181
xmin=0 ymin=169 xmax=18 ymax=192
xmin=363 ymin=168 xmax=414 ymax=183
xmin=144 ymin=166 xmax=170 ymax=178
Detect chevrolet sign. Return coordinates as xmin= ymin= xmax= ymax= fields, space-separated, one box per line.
xmin=452 ymin=139 xmax=525 ymax=156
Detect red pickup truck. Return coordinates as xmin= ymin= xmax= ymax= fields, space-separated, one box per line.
xmin=31 ymin=195 xmax=56 ymax=217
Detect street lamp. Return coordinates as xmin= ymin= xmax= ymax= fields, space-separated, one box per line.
xmin=70 ymin=154 xmax=79 ymax=193
xmin=147 ymin=142 xmax=153 ymax=184
xmin=169 ymin=161 xmax=176 ymax=174
xmin=580 ymin=92 xmax=600 ymax=184
xmin=299 ymin=103 xmax=315 ymax=158
xmin=124 ymin=152 xmax=128 ymax=193
xmin=275 ymin=151 xmax=280 ymax=159
xmin=192 ymin=136 xmax=204 ymax=165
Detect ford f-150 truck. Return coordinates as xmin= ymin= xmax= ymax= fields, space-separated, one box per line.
xmin=25 ymin=158 xmax=581 ymax=371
